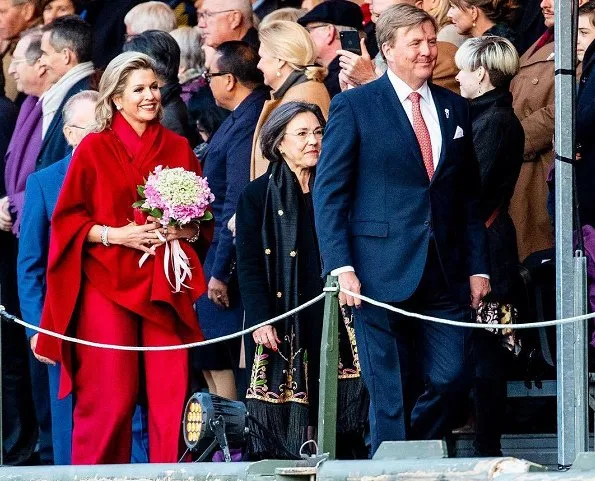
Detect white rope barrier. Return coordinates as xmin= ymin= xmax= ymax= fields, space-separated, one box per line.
xmin=1 ymin=283 xmax=595 ymax=352
xmin=334 ymin=287 xmax=595 ymax=329
xmin=0 ymin=292 xmax=326 ymax=352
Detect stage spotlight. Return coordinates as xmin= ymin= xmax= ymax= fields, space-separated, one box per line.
xmin=182 ymin=392 xmax=248 ymax=462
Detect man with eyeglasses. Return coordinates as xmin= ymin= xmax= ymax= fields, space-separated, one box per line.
xmin=297 ymin=0 xmax=364 ymax=98
xmin=0 ymin=0 xmax=41 ymax=101
xmin=1 ymin=28 xmax=50 ymax=466
xmin=197 ymin=0 xmax=259 ymax=50
xmin=18 ymin=90 xmax=98 ymax=467
xmin=194 ymin=41 xmax=268 ymax=415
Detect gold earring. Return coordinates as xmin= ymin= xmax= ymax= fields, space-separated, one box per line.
xmin=472 ymin=21 xmax=476 ymax=27
xmin=276 ymin=70 xmax=281 ymax=77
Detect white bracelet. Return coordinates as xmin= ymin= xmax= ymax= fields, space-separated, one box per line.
xmin=100 ymin=225 xmax=110 ymax=247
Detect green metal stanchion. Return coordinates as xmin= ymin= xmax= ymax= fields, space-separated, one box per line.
xmin=317 ymin=275 xmax=339 ymax=458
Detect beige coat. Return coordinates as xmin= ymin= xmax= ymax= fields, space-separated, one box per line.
xmin=250 ymin=79 xmax=331 ymax=180
xmin=433 ymin=41 xmax=460 ymax=95
xmin=509 ymin=38 xmax=555 ymax=261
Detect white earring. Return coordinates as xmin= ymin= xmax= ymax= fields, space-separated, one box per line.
xmin=116 ymin=104 xmax=122 ymax=111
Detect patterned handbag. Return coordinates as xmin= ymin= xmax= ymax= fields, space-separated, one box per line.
xmin=476 ymin=301 xmax=521 ymax=356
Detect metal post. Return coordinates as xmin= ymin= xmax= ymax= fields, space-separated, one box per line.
xmin=554 ymin=0 xmax=580 ymax=468
xmin=317 ymin=275 xmax=339 ymax=458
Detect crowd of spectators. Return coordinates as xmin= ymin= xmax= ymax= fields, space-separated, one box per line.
xmin=0 ymin=0 xmax=592 ymax=467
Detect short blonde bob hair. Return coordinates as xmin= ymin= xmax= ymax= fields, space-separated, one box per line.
xmin=258 ymin=20 xmax=327 ymax=82
xmin=95 ymin=52 xmax=161 ymax=132
xmin=455 ymin=36 xmax=520 ymax=88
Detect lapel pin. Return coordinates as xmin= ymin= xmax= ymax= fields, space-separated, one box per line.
xmin=445 ymin=108 xmax=450 ymax=119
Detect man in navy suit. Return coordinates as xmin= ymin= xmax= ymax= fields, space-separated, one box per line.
xmin=37 ymin=15 xmax=94 ymax=171
xmin=18 ymin=90 xmax=98 ymax=464
xmin=195 ymin=41 xmax=268 ymax=401
xmin=313 ymin=4 xmax=490 ymax=454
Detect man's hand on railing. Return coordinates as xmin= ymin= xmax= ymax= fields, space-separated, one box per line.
xmin=338 ymin=271 xmax=362 ymax=308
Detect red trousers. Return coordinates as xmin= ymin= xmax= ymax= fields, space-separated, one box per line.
xmin=71 ymin=282 xmax=188 ymax=464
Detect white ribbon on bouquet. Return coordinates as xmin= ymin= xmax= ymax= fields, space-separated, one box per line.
xmin=138 ymin=230 xmax=193 ymax=293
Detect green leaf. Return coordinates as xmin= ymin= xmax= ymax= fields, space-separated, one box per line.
xmin=137 ymin=185 xmax=145 ymax=197
xmin=150 ymin=208 xmax=163 ymax=218
xmin=132 ymin=200 xmax=144 ymax=208
xmin=200 ymin=211 xmax=213 ymax=222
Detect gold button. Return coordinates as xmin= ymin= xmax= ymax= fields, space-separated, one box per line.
xmin=290 ymin=251 xmax=297 ymax=257
xmin=265 ymin=248 xmax=271 ymax=255
xmin=277 ymin=291 xmax=282 ymax=298
xmin=278 ymin=209 xmax=284 ymax=216
xmin=531 ymin=78 xmax=539 ymax=85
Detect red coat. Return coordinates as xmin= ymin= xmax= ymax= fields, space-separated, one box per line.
xmin=37 ymin=114 xmax=208 ymax=397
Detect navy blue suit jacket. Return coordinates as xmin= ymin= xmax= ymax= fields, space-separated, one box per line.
xmin=17 ymin=154 xmax=70 ymax=338
xmin=36 ymin=76 xmax=92 ymax=171
xmin=202 ymin=87 xmax=269 ymax=281
xmin=313 ymin=74 xmax=488 ymax=303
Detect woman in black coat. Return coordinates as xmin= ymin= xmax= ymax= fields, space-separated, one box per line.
xmin=236 ymin=102 xmax=367 ymax=459
xmin=455 ymin=36 xmax=524 ymax=456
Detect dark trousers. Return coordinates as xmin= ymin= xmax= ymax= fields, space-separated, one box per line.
xmin=471 ymin=330 xmax=510 ymax=456
xmin=0 ymin=231 xmax=37 ymax=465
xmin=353 ymin=245 xmax=472 ymax=455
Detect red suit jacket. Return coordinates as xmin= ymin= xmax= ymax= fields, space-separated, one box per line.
xmin=37 ymin=114 xmax=209 ymax=397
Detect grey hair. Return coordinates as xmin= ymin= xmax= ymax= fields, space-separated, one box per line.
xmin=455 ymin=35 xmax=519 ymax=88
xmin=260 ymin=101 xmax=326 ymax=164
xmin=123 ymin=1 xmax=177 ymax=35
xmin=170 ymin=26 xmax=204 ymax=71
xmin=376 ymin=4 xmax=437 ymax=60
xmin=226 ymin=0 xmax=254 ymax=26
xmin=260 ymin=7 xmax=307 ymax=27
xmin=94 ymin=51 xmax=161 ymax=132
xmin=62 ymin=90 xmax=99 ymax=126
xmin=18 ymin=27 xmax=43 ymax=64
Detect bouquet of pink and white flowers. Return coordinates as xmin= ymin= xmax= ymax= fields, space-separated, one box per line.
xmin=133 ymin=165 xmax=214 ymax=226
xmin=133 ymin=166 xmax=214 ymax=292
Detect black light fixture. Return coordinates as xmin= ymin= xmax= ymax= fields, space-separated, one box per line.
xmin=182 ymin=392 xmax=248 ymax=462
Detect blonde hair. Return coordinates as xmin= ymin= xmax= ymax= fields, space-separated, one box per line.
xmin=424 ymin=0 xmax=452 ymax=30
xmin=94 ymin=52 xmax=161 ymax=132
xmin=260 ymin=7 xmax=307 ymax=27
xmin=455 ymin=36 xmax=519 ymax=88
xmin=258 ymin=20 xmax=327 ymax=82
xmin=123 ymin=1 xmax=177 ymax=35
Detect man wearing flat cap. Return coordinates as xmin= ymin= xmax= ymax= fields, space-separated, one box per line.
xmin=298 ymin=0 xmax=363 ymax=98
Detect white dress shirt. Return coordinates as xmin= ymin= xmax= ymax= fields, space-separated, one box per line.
xmin=386 ymin=68 xmax=442 ymax=170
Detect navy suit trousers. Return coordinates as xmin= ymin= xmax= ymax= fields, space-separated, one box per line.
xmin=353 ymin=244 xmax=472 ymax=454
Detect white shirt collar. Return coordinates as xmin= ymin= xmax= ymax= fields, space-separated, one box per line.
xmin=386 ymin=68 xmax=431 ymax=104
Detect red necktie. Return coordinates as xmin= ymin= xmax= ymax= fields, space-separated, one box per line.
xmin=408 ymin=92 xmax=434 ymax=180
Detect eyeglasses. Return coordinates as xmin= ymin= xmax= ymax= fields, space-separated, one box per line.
xmin=284 ymin=128 xmax=324 ymax=142
xmin=9 ymin=57 xmax=28 ymax=66
xmin=202 ymin=71 xmax=232 ymax=83
xmin=304 ymin=23 xmax=331 ymax=33
xmin=198 ymin=9 xmax=237 ymax=20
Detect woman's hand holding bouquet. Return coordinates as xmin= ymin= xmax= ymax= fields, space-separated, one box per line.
xmin=133 ymin=166 xmax=214 ymax=292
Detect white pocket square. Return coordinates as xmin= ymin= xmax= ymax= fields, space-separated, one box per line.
xmin=453 ymin=126 xmax=464 ymax=139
